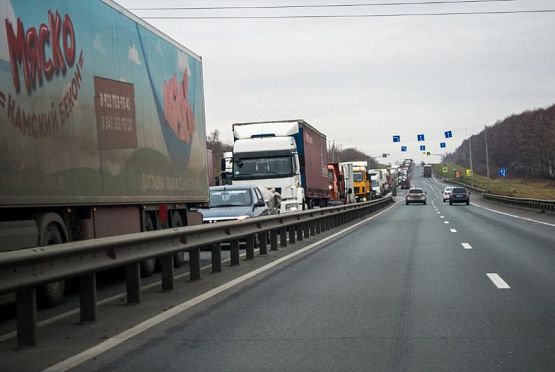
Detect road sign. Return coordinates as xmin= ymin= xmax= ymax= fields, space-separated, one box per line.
xmin=466 ymin=169 xmax=472 ymax=176
xmin=401 ymin=146 xmax=407 ymax=152
xmin=440 ymin=142 xmax=446 ymax=148
xmin=420 ymin=145 xmax=426 ymax=151
xmin=393 ymin=135 xmax=400 ymax=142
xmin=417 ymin=134 xmax=425 ymax=141
xmin=498 ymin=168 xmax=507 ymax=177
xmin=442 ymin=166 xmax=448 ymax=173
xmin=445 ymin=130 xmax=453 ymax=138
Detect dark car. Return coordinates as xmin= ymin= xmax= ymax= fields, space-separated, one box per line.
xmin=200 ymin=185 xmax=269 ymax=223
xmin=449 ymin=187 xmax=470 ymax=205
xmin=406 ymin=188 xmax=427 ymax=205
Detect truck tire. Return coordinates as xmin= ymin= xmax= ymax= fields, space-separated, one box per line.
xmin=171 ymin=212 xmax=185 ymax=267
xmin=141 ymin=214 xmax=156 ymax=277
xmin=40 ymin=224 xmax=66 ymax=307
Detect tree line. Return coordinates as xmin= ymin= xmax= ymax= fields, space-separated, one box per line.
xmin=446 ymin=104 xmax=555 ymax=179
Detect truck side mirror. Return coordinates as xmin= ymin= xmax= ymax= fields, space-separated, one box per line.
xmin=347 ymin=188 xmax=353 ymax=194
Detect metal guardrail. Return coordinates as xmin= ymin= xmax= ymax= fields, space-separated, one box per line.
xmin=442 ymin=178 xmax=554 ymax=212
xmin=482 ymin=193 xmax=555 ymax=212
xmin=0 ymin=197 xmax=393 ymax=347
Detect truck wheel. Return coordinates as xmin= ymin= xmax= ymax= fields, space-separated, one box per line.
xmin=40 ymin=225 xmax=65 ymax=307
xmin=449 ymin=201 xmax=453 ymax=205
xmin=141 ymin=214 xmax=156 ymax=277
xmin=466 ymin=201 xmax=470 ymax=205
xmin=171 ymin=212 xmax=185 ymax=267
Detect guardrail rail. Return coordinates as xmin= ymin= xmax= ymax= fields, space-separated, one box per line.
xmin=0 ymin=197 xmax=393 ymax=347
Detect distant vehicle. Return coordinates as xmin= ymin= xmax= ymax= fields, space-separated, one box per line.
xmin=200 ymin=185 xmax=270 ymax=223
xmin=449 ymin=187 xmax=471 ymax=205
xmin=423 ymin=164 xmax=432 ymax=178
xmin=399 ymin=177 xmax=411 ymax=189
xmin=443 ymin=187 xmax=454 ymax=202
xmin=339 ymin=162 xmax=356 ymax=204
xmin=406 ymin=188 xmax=427 ymax=205
xmin=327 ymin=163 xmax=346 ymax=205
xmin=350 ymin=161 xmax=371 ymax=202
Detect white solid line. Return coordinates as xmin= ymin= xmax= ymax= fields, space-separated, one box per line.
xmin=471 ymin=203 xmax=555 ymax=228
xmin=444 ymin=221 xmax=449 ymax=224
xmin=43 ymin=202 xmax=398 ymax=372
xmin=486 ymin=273 xmax=510 ymax=289
xmin=450 ymin=229 xmax=457 ymax=232
xmin=461 ymin=242 xmax=472 ymax=249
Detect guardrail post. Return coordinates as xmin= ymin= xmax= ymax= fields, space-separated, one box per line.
xmin=211 ymin=244 xmax=222 ymax=272
xmin=310 ymin=221 xmax=316 ymax=236
xmin=289 ymin=225 xmax=296 ymax=244
xmin=79 ymin=272 xmax=97 ymax=322
xmin=126 ymin=262 xmax=141 ymax=304
xmin=259 ymin=232 xmax=268 ymax=255
xmin=16 ymin=287 xmax=37 ymax=347
xmin=270 ymin=230 xmax=278 ymax=251
xmin=189 ymin=248 xmax=201 ymax=280
xmin=246 ymin=235 xmax=255 ymax=260
xmin=160 ymin=255 xmax=175 ymax=289
xmin=296 ymin=224 xmax=303 ymax=241
xmin=230 ymin=240 xmax=240 ymax=265
xmin=279 ymin=227 xmax=287 ymax=248
xmin=304 ymin=222 xmax=310 ymax=238
xmin=316 ymin=218 xmax=322 ymax=234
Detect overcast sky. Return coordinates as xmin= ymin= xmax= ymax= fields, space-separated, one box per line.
xmin=117 ymin=0 xmax=555 ymax=163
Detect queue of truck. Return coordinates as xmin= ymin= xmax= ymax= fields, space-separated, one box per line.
xmin=0 ymin=0 xmax=397 ymax=307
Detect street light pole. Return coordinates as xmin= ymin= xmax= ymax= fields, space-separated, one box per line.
xmin=468 ymin=134 xmax=474 ymax=187
xmin=485 ymin=125 xmax=490 ymax=178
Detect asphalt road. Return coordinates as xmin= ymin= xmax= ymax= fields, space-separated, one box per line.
xmin=69 ymin=170 xmax=555 ymax=372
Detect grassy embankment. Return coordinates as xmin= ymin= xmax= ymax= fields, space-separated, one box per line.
xmin=432 ymin=162 xmax=555 ymax=200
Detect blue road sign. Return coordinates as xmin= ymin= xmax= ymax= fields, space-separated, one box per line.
xmin=440 ymin=142 xmax=446 ymax=148
xmin=401 ymin=146 xmax=407 ymax=152
xmin=417 ymin=134 xmax=425 ymax=141
xmin=498 ymin=168 xmax=507 ymax=177
xmin=420 ymin=145 xmax=426 ymax=151
xmin=445 ymin=130 xmax=453 ymax=138
xmin=393 ymin=135 xmax=400 ymax=142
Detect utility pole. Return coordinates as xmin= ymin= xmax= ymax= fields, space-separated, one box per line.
xmin=468 ymin=134 xmax=474 ymax=187
xmin=484 ymin=125 xmax=490 ymax=178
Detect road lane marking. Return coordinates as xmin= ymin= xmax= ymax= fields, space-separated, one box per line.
xmin=461 ymin=242 xmax=472 ymax=249
xmin=440 ymin=216 xmax=444 ymax=219
xmin=436 ymin=212 xmax=440 ymax=214
xmin=444 ymin=221 xmax=449 ymax=224
xmin=487 ymin=273 xmax=510 ymax=289
xmin=43 ymin=202 xmax=398 ymax=372
xmin=471 ymin=203 xmax=555 ymax=228
xmin=450 ymin=229 xmax=457 ymax=232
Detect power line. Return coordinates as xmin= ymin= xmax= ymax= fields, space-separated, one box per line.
xmin=141 ymin=9 xmax=555 ymax=19
xmin=131 ymin=0 xmax=516 ymax=11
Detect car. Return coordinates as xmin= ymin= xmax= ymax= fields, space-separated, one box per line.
xmin=449 ymin=187 xmax=470 ymax=205
xmin=406 ymin=188 xmax=427 ymax=205
xmin=200 ymin=185 xmax=270 ymax=223
xmin=442 ymin=187 xmax=454 ymax=202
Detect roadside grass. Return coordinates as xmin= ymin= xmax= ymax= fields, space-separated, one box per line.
xmin=432 ymin=162 xmax=555 ymax=200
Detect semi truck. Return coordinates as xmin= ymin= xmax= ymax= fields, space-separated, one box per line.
xmin=231 ymin=120 xmax=329 ymax=212
xmin=0 ymin=0 xmax=208 ymax=305
xmin=349 ymin=161 xmax=371 ymax=202
xmin=339 ymin=162 xmax=356 ymax=204
xmin=327 ymin=163 xmax=346 ymax=206
xmin=423 ymin=164 xmax=433 ymax=178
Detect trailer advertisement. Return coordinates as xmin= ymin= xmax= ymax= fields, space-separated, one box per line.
xmin=0 ymin=0 xmax=208 ymax=205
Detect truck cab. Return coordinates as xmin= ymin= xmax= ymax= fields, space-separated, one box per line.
xmin=352 ymin=162 xmax=371 ymax=202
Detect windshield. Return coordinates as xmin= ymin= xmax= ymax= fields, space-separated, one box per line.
xmin=233 ymin=156 xmax=293 ymax=180
xmin=328 ymin=170 xmax=334 ymax=183
xmin=453 ymin=187 xmax=466 ymax=193
xmin=353 ymin=172 xmax=363 ymax=182
xmin=209 ymin=189 xmax=252 ymax=207
xmin=409 ymin=189 xmax=423 ymax=194
xmin=372 ymin=180 xmax=379 ymax=187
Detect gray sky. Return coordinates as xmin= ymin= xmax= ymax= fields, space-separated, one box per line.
xmin=117 ymin=0 xmax=555 ymax=163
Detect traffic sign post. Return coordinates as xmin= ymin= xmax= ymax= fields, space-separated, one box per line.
xmin=498 ymin=168 xmax=508 ymax=177
xmin=444 ymin=130 xmax=453 ymax=138
xmin=417 ymin=134 xmax=425 ymax=141
xmin=442 ymin=166 xmax=448 ymax=173
xmin=393 ymin=135 xmax=400 ymax=142
xmin=440 ymin=142 xmax=446 ymax=149
xmin=420 ymin=145 xmax=426 ymax=151
xmin=401 ymin=146 xmax=407 ymax=152
xmin=466 ymin=169 xmax=472 ymax=177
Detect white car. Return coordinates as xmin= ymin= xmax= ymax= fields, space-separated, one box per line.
xmin=443 ymin=187 xmax=454 ymax=202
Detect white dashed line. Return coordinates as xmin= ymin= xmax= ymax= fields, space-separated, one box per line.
xmin=450 ymin=229 xmax=457 ymax=232
xmin=440 ymin=216 xmax=444 ymax=219
xmin=461 ymin=242 xmax=472 ymax=249
xmin=444 ymin=221 xmax=449 ymax=224
xmin=487 ymin=273 xmax=510 ymax=289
